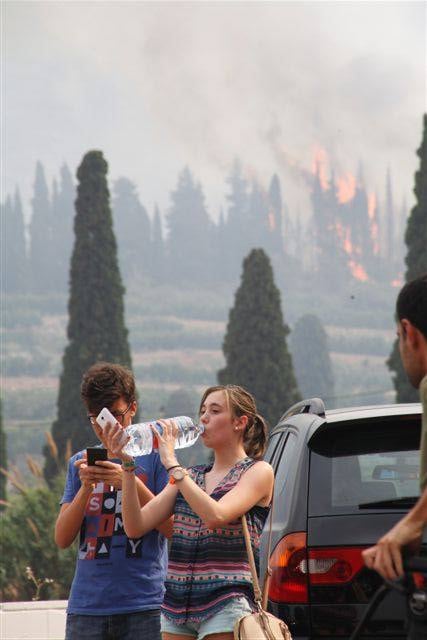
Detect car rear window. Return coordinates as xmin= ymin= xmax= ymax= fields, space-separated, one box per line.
xmin=308 ymin=415 xmax=421 ymax=516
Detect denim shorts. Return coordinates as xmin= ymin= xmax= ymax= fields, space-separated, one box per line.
xmin=161 ymin=598 xmax=253 ymax=639
xmin=65 ymin=609 xmax=161 ymax=640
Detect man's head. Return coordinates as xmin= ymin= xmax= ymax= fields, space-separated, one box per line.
xmin=81 ymin=362 xmax=137 ymax=431
xmin=396 ymin=274 xmax=427 ymax=389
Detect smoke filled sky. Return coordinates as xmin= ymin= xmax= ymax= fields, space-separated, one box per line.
xmin=3 ymin=1 xmax=426 ymax=221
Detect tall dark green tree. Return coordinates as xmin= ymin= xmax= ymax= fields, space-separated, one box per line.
xmin=0 ymin=399 xmax=6 ymax=509
xmin=290 ymin=314 xmax=335 ymax=408
xmin=29 ymin=161 xmax=54 ymax=293
xmin=1 ymin=190 xmax=28 ymax=293
xmin=45 ymin=151 xmax=132 ymax=479
xmin=218 ymin=248 xmax=300 ymax=427
xmin=388 ymin=114 xmax=427 ymax=402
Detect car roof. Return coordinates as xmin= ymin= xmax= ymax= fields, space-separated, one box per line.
xmin=324 ymin=403 xmax=422 ymax=423
xmin=269 ymin=400 xmax=422 ymax=443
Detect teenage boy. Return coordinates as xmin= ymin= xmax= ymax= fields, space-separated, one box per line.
xmin=363 ymin=274 xmax=427 ymax=578
xmin=55 ymin=362 xmax=172 ymax=640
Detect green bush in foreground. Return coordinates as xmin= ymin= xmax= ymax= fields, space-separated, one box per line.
xmin=0 ymin=464 xmax=75 ymax=601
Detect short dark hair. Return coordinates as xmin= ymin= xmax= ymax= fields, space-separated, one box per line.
xmin=396 ymin=274 xmax=427 ymax=339
xmin=81 ymin=362 xmax=136 ymax=414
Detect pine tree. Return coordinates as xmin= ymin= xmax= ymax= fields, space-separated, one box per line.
xmin=0 ymin=399 xmax=6 ymax=509
xmin=290 ymin=314 xmax=335 ymax=408
xmin=218 ymin=248 xmax=300 ymax=427
xmin=388 ymin=114 xmax=427 ymax=402
xmin=29 ymin=162 xmax=54 ymax=293
xmin=1 ymin=190 xmax=28 ymax=293
xmin=44 ymin=151 xmax=132 ymax=479
xmin=112 ymin=177 xmax=151 ymax=284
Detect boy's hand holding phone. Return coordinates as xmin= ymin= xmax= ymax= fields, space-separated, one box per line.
xmin=75 ymin=450 xmax=124 ymax=490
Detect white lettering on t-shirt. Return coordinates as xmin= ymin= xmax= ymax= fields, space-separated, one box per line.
xmin=128 ymin=539 xmax=142 ymax=554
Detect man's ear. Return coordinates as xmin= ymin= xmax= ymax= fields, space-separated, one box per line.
xmin=402 ymin=319 xmax=420 ymax=348
xmin=130 ymin=400 xmax=137 ymax=417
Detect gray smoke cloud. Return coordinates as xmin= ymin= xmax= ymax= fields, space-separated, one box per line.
xmin=4 ymin=1 xmax=426 ymax=221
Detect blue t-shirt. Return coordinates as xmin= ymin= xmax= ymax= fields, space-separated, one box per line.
xmin=61 ymin=449 xmax=168 ymax=615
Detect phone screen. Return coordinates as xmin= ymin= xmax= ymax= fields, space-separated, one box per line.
xmin=86 ymin=447 xmax=108 ymax=466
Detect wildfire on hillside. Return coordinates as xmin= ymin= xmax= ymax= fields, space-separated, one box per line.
xmin=336 ymin=172 xmax=356 ymax=204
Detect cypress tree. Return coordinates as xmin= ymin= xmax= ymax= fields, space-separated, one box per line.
xmin=1 ymin=191 xmax=28 ymax=294
xmin=388 ymin=114 xmax=427 ymax=402
xmin=218 ymin=248 xmax=300 ymax=427
xmin=290 ymin=314 xmax=335 ymax=408
xmin=45 ymin=150 xmax=132 ymax=479
xmin=0 ymin=399 xmax=6 ymax=509
xmin=29 ymin=162 xmax=54 ymax=293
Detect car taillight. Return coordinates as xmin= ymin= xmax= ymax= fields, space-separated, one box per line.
xmin=305 ymin=547 xmax=365 ymax=585
xmin=269 ymin=539 xmax=366 ymax=603
xmin=269 ymin=532 xmax=308 ymax=603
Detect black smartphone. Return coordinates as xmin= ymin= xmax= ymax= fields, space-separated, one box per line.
xmin=86 ymin=447 xmax=108 ymax=466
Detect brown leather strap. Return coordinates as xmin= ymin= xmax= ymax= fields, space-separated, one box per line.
xmin=241 ymin=483 xmax=275 ymax=607
xmin=262 ymin=484 xmax=275 ymax=609
xmin=241 ymin=514 xmax=263 ymax=603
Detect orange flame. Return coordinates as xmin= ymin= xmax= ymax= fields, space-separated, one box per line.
xmin=367 ymin=193 xmax=376 ymax=220
xmin=367 ymin=192 xmax=380 ymax=255
xmin=349 ymin=260 xmax=369 ymax=282
xmin=311 ymin=145 xmax=329 ymax=191
xmin=335 ymin=222 xmax=353 ymax=255
xmin=336 ymin=172 xmax=356 ymax=204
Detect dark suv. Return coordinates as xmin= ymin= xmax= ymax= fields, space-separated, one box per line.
xmin=260 ymin=399 xmax=424 ymax=639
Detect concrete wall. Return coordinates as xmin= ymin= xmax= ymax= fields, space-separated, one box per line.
xmin=0 ymin=601 xmax=67 ymax=640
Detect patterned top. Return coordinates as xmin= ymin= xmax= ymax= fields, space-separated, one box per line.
xmin=161 ymin=457 xmax=270 ymax=624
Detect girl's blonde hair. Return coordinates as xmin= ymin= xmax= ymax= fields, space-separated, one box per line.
xmin=199 ymin=385 xmax=268 ymax=459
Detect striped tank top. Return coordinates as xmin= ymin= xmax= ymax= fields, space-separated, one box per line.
xmin=161 ymin=457 xmax=270 ymax=624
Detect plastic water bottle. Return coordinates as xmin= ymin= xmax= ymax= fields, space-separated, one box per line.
xmin=123 ymin=416 xmax=204 ymax=457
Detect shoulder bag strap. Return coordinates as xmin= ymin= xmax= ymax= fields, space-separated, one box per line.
xmin=241 ymin=513 xmax=263 ymax=604
xmin=241 ymin=482 xmax=275 ymax=608
xmin=261 ymin=484 xmax=275 ymax=609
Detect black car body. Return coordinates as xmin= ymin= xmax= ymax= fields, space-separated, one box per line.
xmin=260 ymin=399 xmax=424 ymax=639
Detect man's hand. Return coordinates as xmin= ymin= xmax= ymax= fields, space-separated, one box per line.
xmin=362 ymin=515 xmax=424 ymax=580
xmin=75 ymin=458 xmax=124 ymax=490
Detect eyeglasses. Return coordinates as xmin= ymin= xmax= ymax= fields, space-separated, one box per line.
xmin=88 ymin=402 xmax=133 ymax=426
